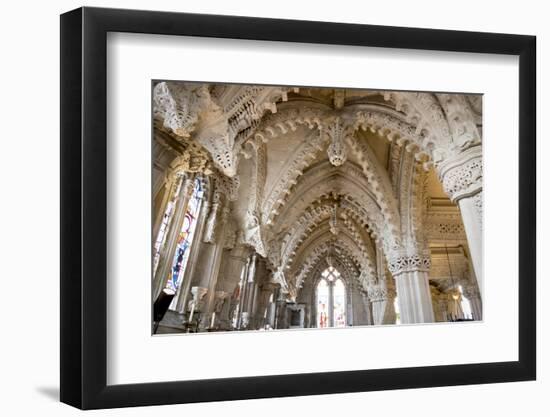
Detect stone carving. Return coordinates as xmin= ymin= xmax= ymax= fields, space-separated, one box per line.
xmin=154 ymin=82 xmax=298 ymax=177
xmin=387 ymin=251 xmax=431 ymax=276
xmin=436 ymin=93 xmax=482 ymax=150
xmin=213 ymin=291 xmax=230 ymax=313
xmin=214 ymin=172 xmax=240 ymax=202
xmin=169 ymin=150 xmax=213 ymax=176
xmin=153 ymin=82 xmax=210 ymax=138
xmin=367 ymin=284 xmax=397 ymax=302
xmin=243 ymin=209 xmax=267 ymax=257
xmin=188 ymin=286 xmax=209 ymax=312
xmin=438 ymin=146 xmax=483 ymax=202
xmin=386 ymin=92 xmax=453 ymax=163
xmin=325 ymin=117 xmax=348 ymax=166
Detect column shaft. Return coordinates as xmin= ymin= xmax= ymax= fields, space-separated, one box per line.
xmin=395 ymin=271 xmax=435 ymax=324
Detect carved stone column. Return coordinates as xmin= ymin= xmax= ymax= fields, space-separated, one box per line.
xmin=209 ymin=290 xmax=230 ymax=329
xmin=265 ymin=284 xmax=280 ymax=328
xmin=462 ymin=284 xmax=483 ymax=321
xmin=438 ymin=145 xmax=483 ymax=295
xmin=389 ymin=251 xmax=435 ymax=324
xmin=216 ymin=245 xmax=251 ymax=330
xmin=254 ymin=281 xmax=278 ymax=329
xmin=368 ymin=285 xmax=397 ymax=325
xmin=152 ymin=176 xmax=195 ymax=300
xmin=360 ymin=292 xmax=374 ymax=326
xmin=274 ymin=292 xmax=288 ymax=329
xmin=197 ymin=204 xmax=231 ymax=330
xmin=186 ymin=286 xmax=208 ymax=326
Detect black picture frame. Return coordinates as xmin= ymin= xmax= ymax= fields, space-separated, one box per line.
xmin=60 ymin=6 xmax=536 ymax=410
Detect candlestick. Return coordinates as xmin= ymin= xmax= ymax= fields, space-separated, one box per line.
xmin=210 ymin=312 xmax=216 ymax=328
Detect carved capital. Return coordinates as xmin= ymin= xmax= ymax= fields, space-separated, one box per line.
xmin=153 ymin=82 xmax=210 ymax=137
xmin=438 ymin=146 xmax=482 ymax=202
xmin=387 ymin=249 xmax=431 ymax=276
xmin=367 ymin=284 xmax=397 ymax=302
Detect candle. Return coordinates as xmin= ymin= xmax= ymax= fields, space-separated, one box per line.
xmin=210 ymin=312 xmax=216 ymax=328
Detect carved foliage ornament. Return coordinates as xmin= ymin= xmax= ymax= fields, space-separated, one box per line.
xmin=387 ymin=251 xmax=431 ymax=275
xmin=438 ymin=146 xmax=483 ymax=202
xmin=325 ymin=117 xmax=348 ymax=166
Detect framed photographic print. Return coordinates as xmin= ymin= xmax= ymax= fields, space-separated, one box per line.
xmin=60 ymin=6 xmax=536 ymax=410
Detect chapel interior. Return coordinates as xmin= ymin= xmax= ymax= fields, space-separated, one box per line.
xmin=151 ymin=82 xmax=483 ymax=334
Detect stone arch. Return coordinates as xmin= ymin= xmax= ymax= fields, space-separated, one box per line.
xmin=276 ymin=201 xmax=376 ymax=278
xmin=268 ymin=161 xmax=397 ymax=260
xmin=288 ymin=221 xmax=376 ymax=286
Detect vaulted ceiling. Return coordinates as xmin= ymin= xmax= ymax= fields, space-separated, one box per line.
xmin=153 ymin=83 xmax=481 ymax=297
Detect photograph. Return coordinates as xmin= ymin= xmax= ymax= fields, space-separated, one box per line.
xmin=151 ymin=82 xmax=483 ymax=334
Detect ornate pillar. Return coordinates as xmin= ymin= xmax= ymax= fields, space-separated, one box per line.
xmin=209 ymin=290 xmax=230 ymax=329
xmin=152 ymin=176 xmax=195 ymax=300
xmin=462 ymin=284 xmax=482 ymax=321
xmin=389 ymin=251 xmax=435 ymax=324
xmin=186 ymin=286 xmax=208 ymax=327
xmin=241 ymin=254 xmax=258 ymax=328
xmin=438 ymin=146 xmax=483 ymax=295
xmin=274 ymin=291 xmax=288 ymax=329
xmin=217 ymin=245 xmax=251 ymax=330
xmin=254 ymin=281 xmax=278 ymax=329
xmin=197 ymin=203 xmax=231 ymax=330
xmin=360 ymin=292 xmax=374 ymax=325
xmin=368 ymin=285 xmax=397 ymax=325
xmin=265 ymin=284 xmax=280 ymax=328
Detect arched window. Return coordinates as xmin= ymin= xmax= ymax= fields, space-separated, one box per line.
xmin=316 ymin=267 xmax=347 ymax=328
xmin=165 ymin=178 xmax=204 ymax=295
xmin=333 ymin=279 xmax=346 ymax=327
xmin=316 ymin=279 xmax=330 ymax=328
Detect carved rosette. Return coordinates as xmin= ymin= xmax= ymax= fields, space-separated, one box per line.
xmin=387 ymin=250 xmax=431 ymax=276
xmin=438 ymin=146 xmax=482 ymax=203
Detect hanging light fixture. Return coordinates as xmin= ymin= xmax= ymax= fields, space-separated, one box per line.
xmin=445 ymin=245 xmax=460 ymax=301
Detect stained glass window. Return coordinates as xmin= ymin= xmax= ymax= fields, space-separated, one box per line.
xmin=316 ymin=268 xmax=346 ymax=328
xmin=333 ymin=279 xmax=346 ymax=327
xmin=165 ymin=178 xmax=204 ymax=298
xmin=316 ymin=279 xmax=330 ymax=328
